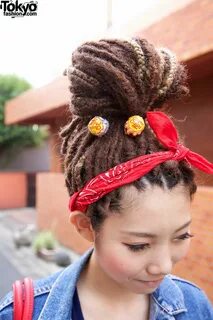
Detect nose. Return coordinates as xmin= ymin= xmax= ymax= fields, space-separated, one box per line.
xmin=147 ymin=247 xmax=173 ymax=276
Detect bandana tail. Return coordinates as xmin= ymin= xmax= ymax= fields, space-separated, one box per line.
xmin=187 ymin=151 xmax=213 ymax=174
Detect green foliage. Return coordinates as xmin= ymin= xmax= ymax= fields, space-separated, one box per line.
xmin=0 ymin=74 xmax=49 ymax=167
xmin=33 ymin=231 xmax=57 ymax=252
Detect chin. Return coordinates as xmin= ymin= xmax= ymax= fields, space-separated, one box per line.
xmin=132 ymin=286 xmax=157 ymax=294
xmin=122 ymin=282 xmax=156 ymax=295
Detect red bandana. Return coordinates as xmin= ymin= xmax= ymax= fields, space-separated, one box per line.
xmin=69 ymin=111 xmax=213 ymax=213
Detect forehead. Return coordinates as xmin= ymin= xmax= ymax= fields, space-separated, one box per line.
xmin=121 ymin=184 xmax=190 ymax=213
xmin=104 ymin=184 xmax=191 ymax=234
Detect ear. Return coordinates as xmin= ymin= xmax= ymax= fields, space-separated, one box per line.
xmin=69 ymin=211 xmax=95 ymax=243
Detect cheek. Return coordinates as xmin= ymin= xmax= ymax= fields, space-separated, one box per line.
xmin=173 ymin=240 xmax=191 ymax=262
xmin=98 ymin=248 xmax=139 ymax=279
xmin=182 ymin=240 xmax=191 ymax=257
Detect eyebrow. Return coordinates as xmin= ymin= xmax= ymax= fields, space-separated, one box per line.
xmin=121 ymin=219 xmax=192 ymax=238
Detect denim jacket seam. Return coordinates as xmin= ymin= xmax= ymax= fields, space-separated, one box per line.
xmin=0 ymin=285 xmax=52 ymax=311
xmin=152 ymin=295 xmax=187 ymax=316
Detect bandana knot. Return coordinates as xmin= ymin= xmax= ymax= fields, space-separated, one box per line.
xmin=173 ymin=144 xmax=190 ymax=160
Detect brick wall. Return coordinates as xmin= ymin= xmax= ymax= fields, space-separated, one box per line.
xmin=173 ymin=186 xmax=213 ymax=301
xmin=136 ymin=0 xmax=213 ymax=62
xmin=36 ymin=173 xmax=91 ymax=255
xmin=0 ymin=173 xmax=27 ymax=209
xmin=170 ymin=74 xmax=213 ymax=186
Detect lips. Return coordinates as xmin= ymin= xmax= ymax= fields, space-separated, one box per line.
xmin=144 ymin=278 xmax=163 ymax=282
xmin=136 ymin=278 xmax=164 ymax=282
xmin=135 ymin=278 xmax=164 ymax=289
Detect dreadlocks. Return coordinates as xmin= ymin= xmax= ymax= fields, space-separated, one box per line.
xmin=59 ymin=38 xmax=196 ymax=233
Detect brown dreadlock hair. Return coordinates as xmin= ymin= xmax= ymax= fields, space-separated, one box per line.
xmin=59 ymin=37 xmax=197 ymax=234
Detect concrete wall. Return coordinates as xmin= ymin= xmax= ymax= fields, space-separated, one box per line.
xmin=0 ymin=139 xmax=50 ymax=173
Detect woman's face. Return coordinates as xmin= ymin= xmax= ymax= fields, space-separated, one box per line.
xmin=93 ymin=183 xmax=192 ymax=294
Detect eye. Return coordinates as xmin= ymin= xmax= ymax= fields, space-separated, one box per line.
xmin=176 ymin=232 xmax=194 ymax=241
xmin=123 ymin=243 xmax=150 ymax=252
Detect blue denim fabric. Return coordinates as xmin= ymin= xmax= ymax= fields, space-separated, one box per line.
xmin=0 ymin=247 xmax=212 ymax=320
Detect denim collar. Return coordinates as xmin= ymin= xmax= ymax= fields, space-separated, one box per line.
xmin=38 ymin=247 xmax=187 ymax=320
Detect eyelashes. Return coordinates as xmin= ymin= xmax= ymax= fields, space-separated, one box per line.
xmin=125 ymin=243 xmax=150 ymax=252
xmin=123 ymin=232 xmax=195 ymax=252
xmin=177 ymin=232 xmax=194 ymax=240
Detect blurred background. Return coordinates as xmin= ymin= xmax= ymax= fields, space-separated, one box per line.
xmin=0 ymin=0 xmax=212 ymax=301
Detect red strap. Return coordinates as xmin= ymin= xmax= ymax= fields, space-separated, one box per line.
xmin=13 ymin=280 xmax=23 ymax=320
xmin=22 ymin=278 xmax=34 ymax=320
xmin=13 ymin=277 xmax=34 ymax=320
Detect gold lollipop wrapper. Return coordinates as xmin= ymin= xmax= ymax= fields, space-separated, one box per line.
xmin=124 ymin=115 xmax=145 ymax=136
xmin=88 ymin=116 xmax=109 ymax=136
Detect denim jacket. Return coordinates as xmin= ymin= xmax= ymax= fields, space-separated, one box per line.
xmin=0 ymin=247 xmax=213 ymax=320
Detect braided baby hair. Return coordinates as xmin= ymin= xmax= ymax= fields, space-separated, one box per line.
xmin=59 ymin=37 xmax=197 ymax=233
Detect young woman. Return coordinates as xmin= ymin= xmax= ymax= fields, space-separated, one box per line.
xmin=0 ymin=37 xmax=213 ymax=320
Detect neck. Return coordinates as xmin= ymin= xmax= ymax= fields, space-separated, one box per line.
xmin=77 ymin=248 xmax=149 ymax=308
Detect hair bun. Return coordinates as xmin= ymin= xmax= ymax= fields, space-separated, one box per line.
xmin=66 ymin=38 xmax=189 ymax=119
